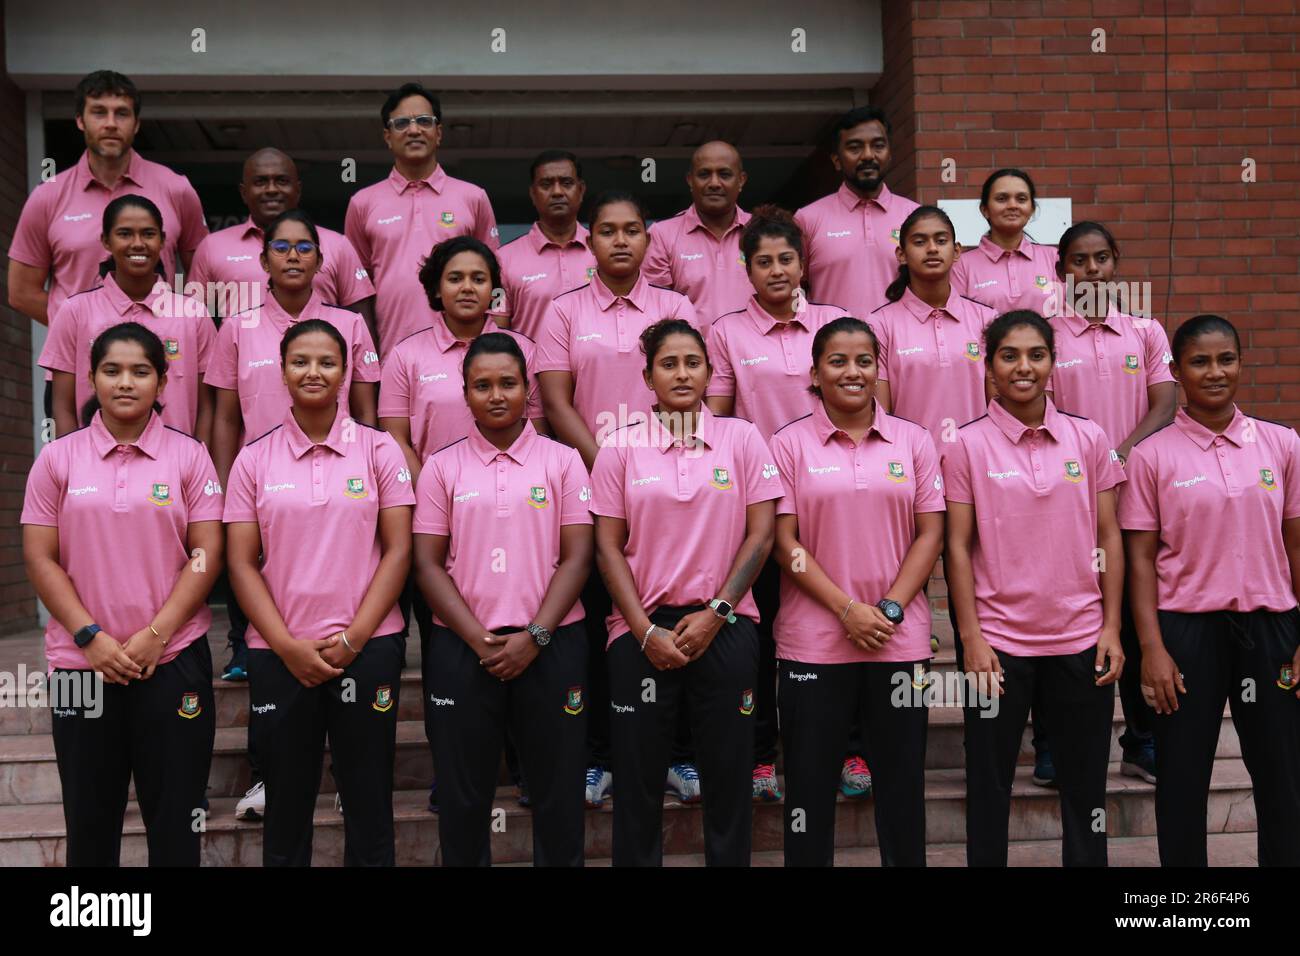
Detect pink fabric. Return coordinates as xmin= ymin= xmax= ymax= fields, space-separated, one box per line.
xmin=643 ymin=205 xmax=753 ymax=332
xmin=950 ymin=235 xmax=1059 ymax=317
xmin=491 ymin=222 xmax=595 ymax=341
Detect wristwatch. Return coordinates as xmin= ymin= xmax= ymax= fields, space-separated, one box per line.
xmin=73 ymin=623 xmax=102 ymax=649
xmin=708 ymin=599 xmax=737 ymax=624
xmin=876 ymin=599 xmax=905 ymax=625
xmin=526 ymin=623 xmax=552 ymax=648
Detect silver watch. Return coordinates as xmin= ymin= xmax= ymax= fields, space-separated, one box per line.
xmin=526 ymin=623 xmax=552 ymax=648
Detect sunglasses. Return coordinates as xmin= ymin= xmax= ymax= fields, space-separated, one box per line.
xmin=267 ymin=239 xmax=318 ymax=256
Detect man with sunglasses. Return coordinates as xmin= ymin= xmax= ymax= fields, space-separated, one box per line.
xmin=345 ymin=82 xmax=500 ymax=360
xmin=190 ymin=148 xmax=377 ymax=344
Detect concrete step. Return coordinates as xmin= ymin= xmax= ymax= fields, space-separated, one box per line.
xmin=0 ymin=758 xmax=1254 ymax=866
xmin=0 ymin=698 xmax=1239 ymax=806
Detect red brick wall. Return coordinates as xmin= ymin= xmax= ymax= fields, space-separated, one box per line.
xmin=0 ymin=8 xmax=37 ymax=633
xmin=874 ymin=0 xmax=1300 ymax=426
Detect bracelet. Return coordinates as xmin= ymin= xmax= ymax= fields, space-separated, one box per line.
xmin=840 ymin=600 xmax=855 ymax=623
xmin=341 ymin=632 xmax=359 ymax=655
xmin=641 ymin=623 xmax=657 ymax=652
xmin=149 ymin=623 xmax=166 ymax=644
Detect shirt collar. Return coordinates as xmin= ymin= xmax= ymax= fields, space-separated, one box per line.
xmin=837 ymin=181 xmax=895 ymax=212
xmin=683 ymin=204 xmax=751 ymax=236
xmin=88 ymin=409 xmax=165 ymax=460
xmin=262 ymin=289 xmax=324 ymax=331
xmin=466 ymin=419 xmax=538 ymax=466
xmin=429 ymin=316 xmax=503 ymax=353
xmin=1174 ymin=405 xmax=1248 ymax=450
xmin=78 ymin=150 xmax=144 ymax=192
xmin=1055 ymin=303 xmax=1126 ymax=337
xmin=239 ymin=218 xmax=265 ymax=241
xmin=975 ymin=234 xmax=1034 ymax=263
xmin=646 ymin=404 xmax=717 ymax=453
xmin=591 ymin=272 xmax=651 ymax=313
xmin=281 ymin=406 xmax=352 ymax=458
xmin=388 ymin=163 xmax=447 ymax=194
xmin=811 ymin=400 xmax=895 ymax=446
xmin=745 ymin=297 xmax=810 ymax=334
xmin=527 ymin=221 xmax=589 ymax=253
xmin=899 ymin=286 xmax=962 ymax=323
xmin=986 ymin=396 xmax=1066 ymax=444
xmin=100 ymin=270 xmax=169 ymax=316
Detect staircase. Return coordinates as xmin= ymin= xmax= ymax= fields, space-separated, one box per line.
xmin=0 ymin=609 xmax=1258 ymax=866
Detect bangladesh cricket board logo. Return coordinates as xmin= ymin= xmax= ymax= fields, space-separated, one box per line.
xmin=1260 ymin=468 xmax=1277 ymax=491
xmin=710 ymin=467 xmax=733 ymax=491
xmin=586 ymin=267 xmax=596 ymax=279
xmin=373 ymin=685 xmax=394 ymax=713
xmin=1035 ymin=275 xmax=1050 ymax=288
xmin=1064 ymin=459 xmax=1084 ymax=483
xmin=890 ymin=228 xmax=901 ymax=244
xmin=1278 ymin=665 xmax=1297 ymax=691
xmin=344 ymin=476 xmax=368 ymax=499
xmin=965 ymin=341 xmax=980 ymax=361
xmin=1123 ymin=354 xmax=1140 ymax=374
xmin=178 ymin=691 xmax=201 ymax=719
xmin=886 ymin=460 xmax=907 ymax=483
xmin=148 ymin=482 xmax=172 ymax=506
xmin=564 ymin=685 xmax=584 ymax=715
xmin=528 ymin=486 xmax=550 ymax=509
xmin=439 ymin=211 xmax=456 ymax=227
xmin=163 ymin=337 xmax=180 ymax=360
xmin=739 ymin=688 xmax=755 ymax=716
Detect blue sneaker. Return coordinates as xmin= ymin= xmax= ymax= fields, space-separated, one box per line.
xmin=666 ymin=763 xmax=702 ymax=803
xmin=221 ymin=644 xmax=249 ymax=682
xmin=1121 ymin=739 xmax=1157 ymax=784
xmin=585 ymin=766 xmax=612 ymax=808
xmin=1032 ymin=747 xmax=1057 ymax=788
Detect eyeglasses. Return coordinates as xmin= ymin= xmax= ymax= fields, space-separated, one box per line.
xmin=387 ymin=114 xmax=437 ymax=132
xmin=268 ymin=239 xmax=318 ymax=256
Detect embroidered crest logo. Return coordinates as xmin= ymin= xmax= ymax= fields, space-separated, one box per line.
xmin=739 ymin=689 xmax=755 ymax=716
xmin=911 ymin=663 xmax=930 ymax=691
xmin=1123 ymin=354 xmax=1140 ymax=373
xmin=345 ymin=477 xmax=368 ymax=499
xmin=149 ymin=482 xmax=172 ymax=506
xmin=586 ymin=267 xmax=596 ymax=279
xmin=1034 ymin=275 xmax=1049 ymax=288
xmin=439 ymin=211 xmax=455 ymax=226
xmin=163 ymin=337 xmax=180 ymax=359
xmin=178 ymin=692 xmax=201 ymax=719
xmin=1064 ymin=460 xmax=1084 ymax=483
xmin=1278 ymin=665 xmax=1297 ymax=691
xmin=965 ymin=341 xmax=980 ymax=361
xmin=528 ymin=486 xmax=550 ymax=508
xmin=887 ymin=460 xmax=906 ymax=482
xmin=564 ymin=685 xmax=584 ymax=715
xmin=710 ymin=467 xmax=733 ymax=490
xmin=373 ymin=685 xmax=394 ymax=713
xmin=1259 ymin=468 xmax=1277 ymax=491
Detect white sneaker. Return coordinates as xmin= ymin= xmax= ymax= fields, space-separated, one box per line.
xmin=584 ymin=766 xmax=613 ymax=808
xmin=666 ymin=763 xmax=702 ymax=804
xmin=334 ymin=792 xmax=343 ymax=815
xmin=235 ymin=781 xmax=265 ymax=820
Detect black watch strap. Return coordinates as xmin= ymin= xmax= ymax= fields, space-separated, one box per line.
xmin=74 ymin=623 xmax=102 ymax=648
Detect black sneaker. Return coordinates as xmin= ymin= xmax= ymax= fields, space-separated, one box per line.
xmin=427 ymin=780 xmax=439 ymax=813
xmin=1120 ymin=739 xmax=1157 ymax=784
xmin=1032 ymin=747 xmax=1057 ymax=788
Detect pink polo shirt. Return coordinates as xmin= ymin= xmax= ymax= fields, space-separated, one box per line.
xmin=204 ymin=291 xmax=380 ymax=444
xmin=1048 ymin=308 xmax=1174 ymax=448
xmin=873 ymin=288 xmax=996 ymax=446
xmin=643 ymin=205 xmax=753 ymax=330
xmin=490 ymin=223 xmax=595 ymax=341
xmin=771 ymin=403 xmax=945 ymax=664
xmin=707 ymin=298 xmax=851 ymax=440
xmin=188 ymin=218 xmax=375 ymax=318
xmin=39 ymin=273 xmax=215 ymax=436
xmin=8 ymin=151 xmax=208 ymax=324
xmin=223 ymin=408 xmax=415 ymax=646
xmin=21 ymin=411 xmax=224 ymax=670
xmin=344 ymin=165 xmax=500 ymax=359
xmin=795 ymin=183 xmax=919 ymax=322
xmin=536 ymin=273 xmax=699 ymax=445
xmin=414 ymin=421 xmax=592 ymax=631
xmin=941 ymin=397 xmax=1125 ymax=656
xmin=1119 ymin=407 xmax=1300 ymax=614
xmin=590 ymin=406 xmax=783 ymax=645
xmin=377 ymin=319 xmax=543 ymax=461
xmin=950 ymin=235 xmax=1059 ymax=317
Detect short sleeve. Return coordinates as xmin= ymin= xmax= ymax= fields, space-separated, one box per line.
xmin=412 ymin=455 xmax=451 ymax=535
xmin=769 ymin=430 xmax=798 ymax=517
xmin=1092 ymin=426 xmax=1126 ymax=493
xmin=344 ymin=195 xmax=373 ymax=271
xmin=1117 ymin=442 xmax=1160 ymax=531
xmin=1142 ymin=321 xmax=1175 ymax=388
xmin=473 ymin=190 xmax=501 ymax=250
xmin=739 ymin=423 xmax=783 ymax=506
xmin=8 ymin=186 xmax=53 ymax=270
xmin=204 ymin=319 xmax=239 ymax=391
xmin=705 ymin=321 xmax=736 ymax=398
xmin=328 ymin=233 xmax=376 ymax=307
xmin=194 ymin=310 xmax=217 ymax=376
xmin=911 ymin=428 xmax=946 ymax=513
xmin=941 ymin=432 xmax=974 ymax=505
xmin=223 ymin=448 xmax=259 ymax=522
xmin=39 ymin=300 xmax=79 ymax=374
xmin=671 ymin=292 xmax=700 ymax=331
xmin=1279 ymin=427 xmax=1300 ymax=521
xmin=20 ymin=443 xmax=64 ymax=527
xmin=174 ymin=177 xmax=210 ymax=255
xmin=349 ymin=313 xmax=381 ymax=383
xmin=181 ymin=438 xmax=225 ymax=522
xmin=187 ymin=238 xmax=212 ymax=306
xmin=489 ymin=270 xmax=514 ymax=319
xmin=373 ymin=432 xmax=416 ymax=508
xmin=589 ymin=443 xmax=628 ymax=519
xmin=377 ymin=346 xmax=412 ymax=419
xmin=535 ymin=300 xmax=572 ymax=373
xmin=559 ymin=447 xmax=594 ymax=527
xmin=949 ymin=253 xmax=970 ymax=297
xmin=642 ymin=225 xmax=673 ymax=288
xmin=874 ymin=313 xmax=893 ymax=383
